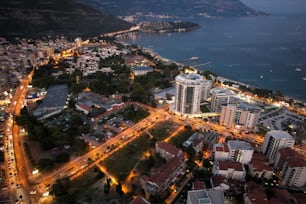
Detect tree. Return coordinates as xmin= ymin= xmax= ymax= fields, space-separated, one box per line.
xmin=55 ymin=152 xmax=70 ymax=163
xmin=38 ymin=158 xmax=55 ymax=171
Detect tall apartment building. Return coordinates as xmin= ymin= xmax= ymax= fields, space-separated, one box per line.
xmin=227 ymin=140 xmax=254 ymax=164
xmin=201 ymin=80 xmax=212 ymax=101
xmin=261 ymin=130 xmax=295 ymax=162
xmin=174 ymin=73 xmax=210 ymax=115
xmin=210 ymin=88 xmax=236 ymax=112
xmin=220 ymin=103 xmax=261 ymax=132
xmin=274 ymin=147 xmax=306 ymax=187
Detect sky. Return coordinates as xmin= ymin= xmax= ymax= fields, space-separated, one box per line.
xmin=241 ymin=0 xmax=306 ymax=15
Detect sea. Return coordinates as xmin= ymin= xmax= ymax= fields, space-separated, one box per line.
xmin=123 ymin=0 xmax=306 ymax=101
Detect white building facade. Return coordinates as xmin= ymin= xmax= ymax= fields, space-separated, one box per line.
xmin=261 ymin=130 xmax=295 ymax=162
xmin=210 ymin=88 xmax=236 ymax=112
xmin=220 ymin=103 xmax=261 ymax=132
xmin=174 ymin=74 xmax=208 ymax=115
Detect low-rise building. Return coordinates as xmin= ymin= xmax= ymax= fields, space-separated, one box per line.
xmin=274 ymin=147 xmax=306 ymax=187
xmin=249 ymin=153 xmax=273 ymax=179
xmin=133 ymin=66 xmax=153 ymax=76
xmin=182 ymin=132 xmax=205 ymax=153
xmin=33 ymin=84 xmax=69 ymax=120
xmin=227 ymin=140 xmax=254 ymax=164
xmin=213 ymin=143 xmax=229 ymax=161
xmin=213 ymin=160 xmax=246 ymax=180
xmin=261 ymin=130 xmax=295 ymax=163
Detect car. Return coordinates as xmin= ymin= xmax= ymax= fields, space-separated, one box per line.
xmin=29 ymin=191 xmax=36 ymax=195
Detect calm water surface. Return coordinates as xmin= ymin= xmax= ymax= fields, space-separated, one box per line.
xmin=125 ymin=8 xmax=306 ymax=101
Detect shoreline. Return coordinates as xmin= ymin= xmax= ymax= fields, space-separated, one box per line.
xmin=137 ymin=45 xmax=306 ymax=104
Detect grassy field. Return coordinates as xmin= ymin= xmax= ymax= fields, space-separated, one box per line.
xmin=169 ymin=129 xmax=195 ymax=148
xmin=101 ymin=133 xmax=151 ymax=181
xmin=148 ymin=121 xmax=178 ymax=141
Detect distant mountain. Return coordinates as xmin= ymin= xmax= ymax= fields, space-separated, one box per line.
xmin=77 ymin=0 xmax=267 ymax=21
xmin=0 ymin=0 xmax=132 ymax=39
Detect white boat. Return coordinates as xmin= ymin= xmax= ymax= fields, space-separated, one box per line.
xmin=295 ymin=68 xmax=302 ymax=72
xmin=303 ymin=77 xmax=306 ymax=81
xmin=260 ymin=75 xmax=264 ymax=79
xmin=189 ymin=56 xmax=198 ymax=61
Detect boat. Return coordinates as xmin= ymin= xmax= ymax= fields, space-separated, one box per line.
xmin=295 ymin=68 xmax=302 ymax=72
xmin=260 ymin=75 xmax=264 ymax=79
xmin=189 ymin=56 xmax=199 ymax=61
xmin=303 ymin=77 xmax=306 ymax=81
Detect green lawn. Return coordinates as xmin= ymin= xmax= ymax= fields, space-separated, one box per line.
xmin=101 ymin=134 xmax=151 ymax=181
xmin=200 ymin=105 xmax=210 ymax=113
xmin=148 ymin=121 xmax=178 ymax=141
xmin=169 ymin=129 xmax=195 ymax=148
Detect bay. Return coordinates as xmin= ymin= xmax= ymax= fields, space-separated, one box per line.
xmin=125 ymin=14 xmax=306 ymax=101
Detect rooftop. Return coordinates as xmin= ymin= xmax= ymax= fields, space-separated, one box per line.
xmin=218 ymin=160 xmax=244 ymax=171
xmin=227 ymin=140 xmax=254 ymax=151
xmin=214 ymin=143 xmax=229 ymax=152
xmin=187 ymin=189 xmax=224 ymax=204
xmin=266 ymin=130 xmax=294 ymax=140
xmin=210 ymin=87 xmax=235 ymax=96
xmin=37 ymin=84 xmax=68 ymax=109
xmin=150 ymin=153 xmax=185 ymax=187
xmin=156 ymin=141 xmax=180 ymax=157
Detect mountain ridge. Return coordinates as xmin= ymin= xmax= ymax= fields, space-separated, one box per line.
xmin=0 ymin=0 xmax=133 ymax=40
xmin=77 ymin=0 xmax=267 ymax=21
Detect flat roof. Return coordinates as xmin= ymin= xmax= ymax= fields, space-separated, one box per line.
xmin=227 ymin=140 xmax=254 ymax=151
xmin=37 ymin=84 xmax=68 ymax=109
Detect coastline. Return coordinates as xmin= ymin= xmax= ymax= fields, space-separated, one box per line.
xmin=135 ymin=45 xmax=306 ymax=104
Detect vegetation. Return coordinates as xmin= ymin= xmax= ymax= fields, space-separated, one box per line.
xmin=148 ymin=121 xmax=178 ymax=141
xmin=101 ymin=133 xmax=151 ymax=181
xmin=121 ymin=105 xmax=150 ymax=123
xmin=0 ymin=0 xmax=132 ymax=39
xmin=169 ymin=128 xmax=195 ymax=147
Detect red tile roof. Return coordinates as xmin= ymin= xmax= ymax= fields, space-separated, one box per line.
xmin=246 ymin=182 xmax=269 ymax=204
xmin=192 ymin=181 xmax=205 ymax=190
xmin=149 ymin=153 xmax=185 ymax=187
xmin=215 ymin=143 xmax=229 ymax=152
xmin=156 ymin=141 xmax=180 ymax=156
xmin=218 ymin=160 xmax=243 ymax=171
xmin=212 ymin=175 xmax=227 ymax=187
xmin=278 ymin=147 xmax=306 ymax=167
xmin=77 ymin=103 xmax=92 ymax=112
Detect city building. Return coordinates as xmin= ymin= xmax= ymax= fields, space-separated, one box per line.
xmin=274 ymin=147 xmax=306 ymax=187
xmin=248 ymin=153 xmax=273 ymax=179
xmin=182 ymin=132 xmax=205 ymax=153
xmin=187 ymin=189 xmax=225 ymax=204
xmin=33 ymin=84 xmax=69 ymax=120
xmin=210 ymin=88 xmax=236 ymax=112
xmin=156 ymin=141 xmax=181 ymax=161
xmin=174 ymin=73 xmax=207 ymax=115
xmin=141 ymin=142 xmax=186 ymax=194
xmin=201 ymin=79 xmax=212 ymax=101
xmin=261 ymin=130 xmax=295 ymax=163
xmin=227 ymin=140 xmax=254 ymax=164
xmin=132 ymin=66 xmax=153 ymax=76
xmin=213 ymin=143 xmax=230 ymax=161
xmin=220 ymin=103 xmax=261 ymax=132
xmin=213 ymin=160 xmax=246 ymax=180
xmin=244 ymin=182 xmax=269 ymax=204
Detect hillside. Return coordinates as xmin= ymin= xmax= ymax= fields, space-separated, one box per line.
xmin=0 ymin=0 xmax=133 ymax=39
xmin=77 ymin=0 xmax=266 ymax=21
